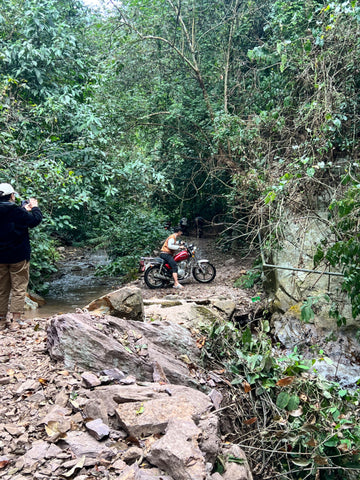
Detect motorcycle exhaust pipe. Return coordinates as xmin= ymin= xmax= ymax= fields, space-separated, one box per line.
xmin=154 ymin=272 xmax=170 ymax=280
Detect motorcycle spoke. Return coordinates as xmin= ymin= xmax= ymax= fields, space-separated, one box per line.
xmin=193 ymin=263 xmax=216 ymax=283
xmin=144 ymin=266 xmax=165 ymax=288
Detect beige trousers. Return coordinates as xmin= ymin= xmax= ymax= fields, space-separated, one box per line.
xmin=0 ymin=260 xmax=30 ymax=315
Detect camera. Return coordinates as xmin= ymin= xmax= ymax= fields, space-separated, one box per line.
xmin=21 ymin=200 xmax=29 ymax=207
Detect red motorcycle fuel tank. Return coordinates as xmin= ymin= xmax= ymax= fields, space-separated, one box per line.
xmin=173 ymin=249 xmax=190 ymax=262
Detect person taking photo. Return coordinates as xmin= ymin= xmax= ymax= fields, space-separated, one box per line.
xmin=0 ymin=183 xmax=43 ymax=330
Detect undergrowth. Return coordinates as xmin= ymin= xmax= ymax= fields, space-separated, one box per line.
xmin=203 ymin=318 xmax=360 ymax=480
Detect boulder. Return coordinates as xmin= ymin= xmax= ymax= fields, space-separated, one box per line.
xmin=46 ymin=313 xmax=200 ymax=386
xmin=85 ymin=286 xmax=144 ymax=321
xmin=144 ymin=301 xmax=221 ymax=329
xmin=146 ymin=418 xmax=206 ymax=480
xmin=114 ymin=384 xmax=212 ymax=437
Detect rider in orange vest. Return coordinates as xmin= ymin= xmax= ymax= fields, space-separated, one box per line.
xmin=160 ymin=226 xmax=184 ymax=289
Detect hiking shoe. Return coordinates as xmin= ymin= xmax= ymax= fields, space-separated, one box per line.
xmin=173 ymin=284 xmax=184 ymax=289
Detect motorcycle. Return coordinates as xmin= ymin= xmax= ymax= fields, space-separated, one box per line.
xmin=144 ymin=243 xmax=216 ymax=289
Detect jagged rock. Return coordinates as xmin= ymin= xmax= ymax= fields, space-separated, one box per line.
xmin=46 ymin=313 xmax=200 ymax=386
xmin=144 ymin=302 xmax=221 ymax=329
xmin=4 ymin=424 xmax=25 ymax=436
xmin=197 ymin=415 xmax=220 ymax=465
xmin=101 ymin=368 xmax=126 ymax=381
xmin=111 ymin=458 xmax=127 ymax=471
xmin=115 ymin=384 xmax=212 ymax=437
xmin=146 ymin=417 xmax=206 ymax=480
xmin=81 ymin=371 xmax=101 ymax=388
xmin=221 ymin=444 xmax=253 ymax=480
xmin=37 ymin=405 xmax=72 ymax=425
xmin=14 ymin=379 xmax=40 ymax=395
xmin=83 ymin=398 xmax=110 ymax=425
xmin=85 ymin=418 xmax=110 ymax=440
xmin=208 ymin=389 xmax=223 ymax=410
xmin=121 ymin=446 xmax=143 ymax=464
xmin=15 ymin=440 xmax=49 ymax=469
xmin=85 ymin=286 xmax=144 ymax=321
xmin=211 ymin=299 xmax=236 ymax=317
xmin=59 ymin=430 xmax=115 ymax=460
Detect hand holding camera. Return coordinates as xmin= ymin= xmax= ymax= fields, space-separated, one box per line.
xmin=22 ymin=198 xmax=38 ymax=211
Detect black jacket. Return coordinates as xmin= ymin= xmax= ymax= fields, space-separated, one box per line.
xmin=0 ymin=201 xmax=43 ymax=264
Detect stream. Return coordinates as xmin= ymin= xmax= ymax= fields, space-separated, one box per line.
xmin=25 ymin=248 xmax=120 ymax=319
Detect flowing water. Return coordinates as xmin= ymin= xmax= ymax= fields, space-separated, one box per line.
xmin=25 ymin=248 xmax=120 ymax=319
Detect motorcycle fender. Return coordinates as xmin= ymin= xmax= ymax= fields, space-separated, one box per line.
xmin=197 ymin=259 xmax=210 ymax=264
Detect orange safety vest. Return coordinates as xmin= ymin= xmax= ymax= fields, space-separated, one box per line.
xmin=161 ymin=233 xmax=177 ymax=255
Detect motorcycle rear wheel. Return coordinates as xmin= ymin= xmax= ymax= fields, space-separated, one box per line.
xmin=144 ymin=265 xmax=166 ymax=289
xmin=192 ymin=262 xmax=216 ymax=283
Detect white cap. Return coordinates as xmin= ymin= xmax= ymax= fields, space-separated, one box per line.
xmin=0 ymin=183 xmax=18 ymax=197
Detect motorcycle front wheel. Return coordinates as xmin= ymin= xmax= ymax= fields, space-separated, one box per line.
xmin=144 ymin=265 xmax=166 ymax=289
xmin=192 ymin=262 xmax=216 ymax=283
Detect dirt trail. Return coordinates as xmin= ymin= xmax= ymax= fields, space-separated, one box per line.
xmin=135 ymin=236 xmax=256 ymax=303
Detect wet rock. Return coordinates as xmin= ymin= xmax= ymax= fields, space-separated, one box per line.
xmin=85 ymin=286 xmax=144 ymax=321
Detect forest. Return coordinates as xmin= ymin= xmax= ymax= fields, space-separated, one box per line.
xmin=1 ymin=1 xmax=360 ymax=478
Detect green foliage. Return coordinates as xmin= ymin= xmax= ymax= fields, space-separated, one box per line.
xmin=301 ymin=294 xmax=330 ymax=323
xmin=28 ymin=229 xmax=59 ymax=294
xmin=205 ymin=319 xmax=360 ymax=479
xmin=95 ymin=208 xmax=166 ymax=276
xmin=234 ymin=268 xmax=261 ymax=289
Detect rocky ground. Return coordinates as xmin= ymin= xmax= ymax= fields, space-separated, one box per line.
xmin=0 ymin=237 xmax=259 ymax=480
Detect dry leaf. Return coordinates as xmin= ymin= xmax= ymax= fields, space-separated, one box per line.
xmin=276 ymin=376 xmax=295 ymax=387
xmin=38 ymin=377 xmax=48 ymax=385
xmin=196 ymin=336 xmax=206 ymax=349
xmin=62 ymin=456 xmax=85 ymax=477
xmin=307 ymin=438 xmax=318 ymax=447
xmin=0 ymin=460 xmax=9 ymax=469
xmin=58 ymin=370 xmax=70 ymax=376
xmin=288 ymin=407 xmax=303 ymax=417
xmin=6 ymin=369 xmax=15 ymax=376
xmin=338 ymin=443 xmax=349 ymax=453
xmin=314 ymin=455 xmax=328 ymax=466
xmin=244 ymin=417 xmax=257 ymax=425
xmin=243 ymin=381 xmax=251 ymax=393
xmin=45 ymin=421 xmax=59 ymax=437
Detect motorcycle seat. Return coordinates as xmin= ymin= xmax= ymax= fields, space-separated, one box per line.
xmin=154 ymin=257 xmax=165 ymax=264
